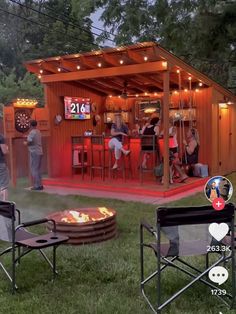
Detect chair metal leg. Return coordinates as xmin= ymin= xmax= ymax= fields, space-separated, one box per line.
xmin=39 ymin=249 xmax=58 ymax=275
xmin=12 ymin=245 xmax=16 ymax=294
xmin=0 ymin=262 xmax=18 ymax=291
xmin=53 ymin=246 xmax=57 ymax=279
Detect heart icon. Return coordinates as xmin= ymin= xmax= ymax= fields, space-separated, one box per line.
xmin=209 ymin=223 xmax=229 ymax=242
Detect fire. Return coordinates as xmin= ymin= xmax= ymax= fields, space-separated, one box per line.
xmin=60 ymin=207 xmax=114 ymax=224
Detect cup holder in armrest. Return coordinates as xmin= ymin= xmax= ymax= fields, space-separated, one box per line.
xmin=36 ymin=239 xmax=48 ymax=243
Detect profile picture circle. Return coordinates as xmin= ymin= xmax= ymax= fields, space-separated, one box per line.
xmin=204 ymin=176 xmax=233 ymax=203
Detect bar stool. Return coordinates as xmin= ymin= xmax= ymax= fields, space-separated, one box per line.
xmin=108 ymin=136 xmax=132 ymax=181
xmin=72 ymin=136 xmax=87 ymax=179
xmin=90 ymin=135 xmax=105 ymax=180
xmin=139 ymin=135 xmax=158 ymax=183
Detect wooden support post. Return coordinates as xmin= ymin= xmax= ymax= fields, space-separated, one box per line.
xmin=163 ymin=70 xmax=170 ymax=189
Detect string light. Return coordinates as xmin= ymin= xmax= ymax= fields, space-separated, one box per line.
xmin=184 ymin=88 xmax=188 ymax=92
xmin=154 ymin=92 xmax=158 ymax=96
xmin=199 ymin=82 xmax=203 ymax=87
xmin=195 ymin=89 xmax=199 ymax=92
xmin=176 ymin=69 xmax=180 ymax=74
xmin=77 ymin=65 xmax=81 ymax=70
xmin=162 ymin=61 xmax=167 ymax=67
xmin=38 ymin=74 xmax=41 ymax=79
xmin=13 ymin=98 xmax=38 ymax=108
xmin=188 ymin=76 xmax=192 ymax=80
xmin=39 ymin=69 xmax=43 ymax=74
xmin=135 ymin=94 xmax=139 ymax=97
xmin=97 ymin=62 xmax=102 ymax=67
xmin=57 ymin=67 xmax=61 ymax=72
xmin=174 ymin=90 xmax=178 ymax=94
xmin=119 ymin=59 xmax=124 ymax=65
xmin=109 ymin=95 xmax=112 ymax=98
xmin=144 ymin=92 xmax=148 ymax=96
xmin=144 ymin=56 xmax=148 ymax=61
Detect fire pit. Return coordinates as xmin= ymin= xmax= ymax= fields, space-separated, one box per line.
xmin=46 ymin=207 xmax=117 ymax=245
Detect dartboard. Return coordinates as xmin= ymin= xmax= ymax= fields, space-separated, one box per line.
xmin=15 ymin=109 xmax=31 ymax=133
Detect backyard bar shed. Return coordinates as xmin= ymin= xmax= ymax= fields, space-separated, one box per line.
xmin=24 ymin=42 xmax=236 ymax=189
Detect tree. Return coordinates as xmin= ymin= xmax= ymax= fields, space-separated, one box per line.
xmin=0 ymin=0 xmax=97 ymax=76
xmin=0 ymin=70 xmax=43 ymax=104
xmin=96 ymin=0 xmax=236 ymax=88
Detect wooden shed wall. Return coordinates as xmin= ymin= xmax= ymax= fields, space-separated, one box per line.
xmin=194 ymin=88 xmax=213 ymax=169
xmin=212 ymin=88 xmax=236 ymax=175
xmin=170 ymin=88 xmax=213 ymax=170
xmin=45 ymin=81 xmax=105 ymax=177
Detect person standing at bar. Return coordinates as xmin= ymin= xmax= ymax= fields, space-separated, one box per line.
xmin=160 ymin=117 xmax=188 ymax=183
xmin=24 ymin=120 xmax=43 ymax=190
xmin=0 ymin=134 xmax=9 ymax=200
xmin=108 ymin=113 xmax=130 ymax=169
xmin=141 ymin=117 xmax=160 ymax=169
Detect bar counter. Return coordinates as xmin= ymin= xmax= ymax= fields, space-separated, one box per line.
xmin=72 ymin=135 xmax=166 ymax=179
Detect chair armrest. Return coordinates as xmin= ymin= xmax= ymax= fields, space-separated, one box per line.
xmin=140 ymin=220 xmax=156 ymax=236
xmin=15 ymin=208 xmax=21 ymax=225
xmin=15 ymin=218 xmax=56 ymax=232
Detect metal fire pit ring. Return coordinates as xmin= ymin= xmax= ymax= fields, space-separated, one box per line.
xmin=46 ymin=207 xmax=117 ymax=245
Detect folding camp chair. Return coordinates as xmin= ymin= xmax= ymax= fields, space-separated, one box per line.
xmin=140 ymin=203 xmax=235 ymax=313
xmin=0 ymin=201 xmax=69 ymax=293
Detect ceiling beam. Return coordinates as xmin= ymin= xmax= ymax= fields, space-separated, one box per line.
xmin=128 ymin=79 xmax=147 ymax=92
xmin=127 ymin=49 xmax=145 ymax=63
xmin=25 ymin=64 xmax=40 ymax=74
xmin=102 ymin=53 xmax=120 ymax=66
xmin=41 ymin=62 xmax=58 ymax=73
xmin=79 ymin=56 xmax=97 ymax=69
xmin=96 ymin=79 xmax=126 ymax=92
xmin=41 ymin=61 xmax=167 ymax=83
xmin=135 ymin=74 xmax=163 ymax=89
xmin=81 ymin=80 xmax=116 ymax=95
xmin=60 ymin=59 xmax=78 ymax=72
xmin=65 ymin=81 xmax=106 ymax=96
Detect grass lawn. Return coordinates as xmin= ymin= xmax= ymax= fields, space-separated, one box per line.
xmin=0 ymin=174 xmax=236 ymax=314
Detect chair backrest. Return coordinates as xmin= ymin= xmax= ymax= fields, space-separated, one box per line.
xmin=157 ymin=203 xmax=235 ymax=227
xmin=140 ymin=135 xmax=156 ymax=150
xmin=90 ymin=135 xmax=104 ymax=145
xmin=0 ymin=201 xmax=15 ymax=242
xmin=72 ymin=136 xmax=84 ymax=145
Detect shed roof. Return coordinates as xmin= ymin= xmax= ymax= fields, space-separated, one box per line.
xmin=25 ymin=41 xmax=235 ymax=101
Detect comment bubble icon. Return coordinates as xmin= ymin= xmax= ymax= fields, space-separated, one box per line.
xmin=209 ymin=266 xmax=228 ymax=285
